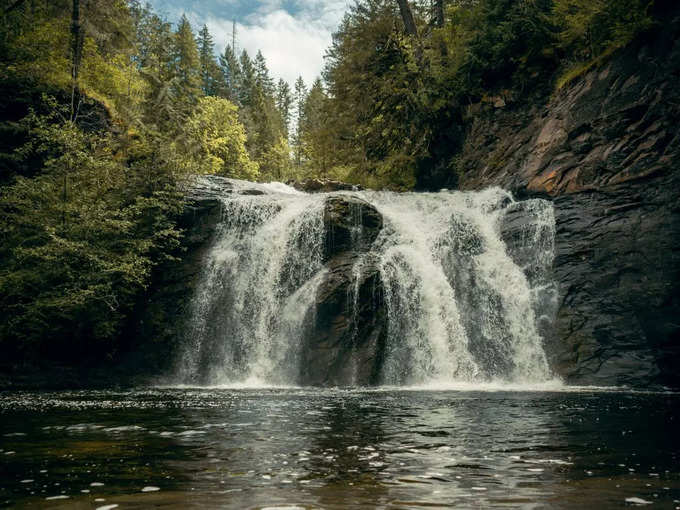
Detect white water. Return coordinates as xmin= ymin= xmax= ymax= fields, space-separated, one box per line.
xmin=176 ymin=178 xmax=558 ymax=387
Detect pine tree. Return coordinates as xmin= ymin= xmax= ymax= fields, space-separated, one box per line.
xmin=276 ymin=78 xmax=293 ymax=140
xmin=254 ymin=50 xmax=275 ymax=96
xmin=171 ymin=14 xmax=202 ymax=113
xmin=301 ymin=78 xmax=332 ymax=174
xmin=292 ymin=76 xmax=307 ymax=168
xmin=218 ymin=44 xmax=242 ymax=103
xmin=197 ymin=24 xmax=224 ymax=96
xmin=239 ymin=50 xmax=256 ymax=108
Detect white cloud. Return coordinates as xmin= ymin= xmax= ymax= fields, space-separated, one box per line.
xmin=193 ymin=1 xmax=350 ymax=86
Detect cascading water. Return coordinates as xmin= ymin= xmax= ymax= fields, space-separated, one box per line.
xmin=176 ymin=178 xmax=558 ymax=387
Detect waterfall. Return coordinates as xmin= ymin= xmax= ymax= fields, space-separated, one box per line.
xmin=176 ymin=178 xmax=558 ymax=387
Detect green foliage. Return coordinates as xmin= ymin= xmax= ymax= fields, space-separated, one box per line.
xmin=184 ymin=96 xmax=259 ymax=179
xmin=171 ymin=15 xmax=202 ymax=114
xmin=552 ymin=0 xmax=654 ymax=90
xmin=0 ymin=0 xmax=292 ymax=365
xmin=0 ymin=111 xmax=183 ymax=359
xmin=553 ymin=0 xmax=654 ymax=60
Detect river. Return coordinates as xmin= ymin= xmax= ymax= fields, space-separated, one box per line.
xmin=1 ymin=386 xmax=679 ymax=508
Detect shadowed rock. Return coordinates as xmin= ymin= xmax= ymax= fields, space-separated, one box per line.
xmin=300 ymin=195 xmax=386 ymax=386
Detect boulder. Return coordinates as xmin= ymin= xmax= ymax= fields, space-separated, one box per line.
xmin=299 ymin=196 xmax=387 ymax=386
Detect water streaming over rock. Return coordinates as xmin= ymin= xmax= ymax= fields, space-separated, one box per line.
xmin=176 ymin=178 xmax=558 ymax=387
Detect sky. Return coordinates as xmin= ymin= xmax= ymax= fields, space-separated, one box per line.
xmin=145 ymin=0 xmax=352 ymax=86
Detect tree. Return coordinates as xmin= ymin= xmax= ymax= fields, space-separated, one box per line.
xmin=184 ymin=96 xmax=258 ymax=179
xmin=433 ymin=0 xmax=444 ymax=27
xmin=553 ymin=0 xmax=653 ymax=60
xmin=218 ymin=44 xmax=241 ymax=103
xmin=238 ymin=50 xmax=256 ymax=107
xmin=301 ymin=78 xmax=333 ymax=174
xmin=254 ymin=50 xmax=275 ymax=96
xmin=276 ymin=79 xmax=293 ymax=140
xmin=197 ymin=24 xmax=224 ymax=96
xmin=292 ymin=76 xmax=307 ymax=168
xmin=171 ymin=14 xmax=202 ymax=113
xmin=70 ymin=0 xmax=84 ymax=121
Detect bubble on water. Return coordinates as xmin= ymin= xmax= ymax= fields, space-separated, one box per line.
xmin=90 ymin=482 xmax=105 ymax=486
xmin=4 ymin=433 xmax=26 ymax=437
xmin=178 ymin=430 xmax=206 ymax=437
xmin=96 ymin=505 xmax=119 ymax=510
xmin=533 ymin=459 xmax=573 ymax=465
xmin=103 ymin=425 xmax=145 ymax=433
xmin=261 ymin=507 xmax=306 ymax=510
xmin=95 ymin=499 xmax=106 ymax=502
xmin=20 ymin=480 xmax=33 ymax=483
xmin=527 ymin=468 xmax=544 ymax=472
xmin=471 ymin=487 xmax=487 ymax=491
xmin=625 ymin=497 xmax=652 ymax=505
xmin=81 ymin=489 xmax=90 ymax=493
xmin=141 ymin=486 xmax=160 ymax=492
xmin=45 ymin=495 xmax=69 ymax=500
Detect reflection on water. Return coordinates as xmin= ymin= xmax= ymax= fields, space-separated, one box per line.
xmin=1 ymin=388 xmax=679 ymax=508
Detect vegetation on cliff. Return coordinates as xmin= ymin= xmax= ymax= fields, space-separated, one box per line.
xmin=0 ymin=0 xmax=665 ymax=372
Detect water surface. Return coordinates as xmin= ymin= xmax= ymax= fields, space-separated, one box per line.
xmin=1 ymin=387 xmax=679 ymax=508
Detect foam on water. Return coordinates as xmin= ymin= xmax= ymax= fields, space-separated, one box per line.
xmin=175 ymin=178 xmax=559 ymax=387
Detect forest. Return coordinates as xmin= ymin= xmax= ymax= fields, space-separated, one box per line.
xmin=0 ymin=0 xmax=659 ymax=369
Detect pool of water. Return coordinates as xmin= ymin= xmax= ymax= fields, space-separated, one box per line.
xmin=1 ymin=387 xmax=679 ymax=509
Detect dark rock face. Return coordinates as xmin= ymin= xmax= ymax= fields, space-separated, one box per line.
xmin=550 ymin=180 xmax=680 ymax=387
xmin=459 ymin=21 xmax=680 ymax=387
xmin=323 ymin=195 xmax=383 ymax=257
xmin=300 ymin=196 xmax=386 ymax=386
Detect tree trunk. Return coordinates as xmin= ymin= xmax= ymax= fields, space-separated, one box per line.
xmin=434 ymin=0 xmax=444 ymax=27
xmin=395 ymin=0 xmax=418 ymax=37
xmin=70 ymin=0 xmax=83 ymax=122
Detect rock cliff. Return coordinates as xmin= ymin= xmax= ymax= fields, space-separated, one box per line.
xmin=458 ymin=18 xmax=680 ymax=387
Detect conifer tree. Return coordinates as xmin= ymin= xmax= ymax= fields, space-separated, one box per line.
xmin=172 ymin=14 xmax=202 ymax=113
xmin=292 ymin=76 xmax=307 ymax=168
xmin=197 ymin=24 xmax=224 ymax=96
xmin=219 ymin=44 xmax=242 ymax=103
xmin=254 ymin=50 xmax=275 ymax=96
xmin=276 ymin=79 xmax=293 ymax=140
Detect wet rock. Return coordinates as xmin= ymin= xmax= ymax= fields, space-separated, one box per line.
xmin=300 ymin=253 xmax=386 ymax=386
xmin=323 ymin=195 xmax=383 ymax=259
xmin=239 ymin=188 xmax=266 ymax=196
xmin=299 ymin=196 xmax=386 ymax=386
